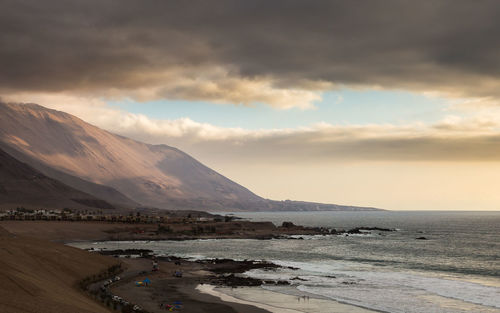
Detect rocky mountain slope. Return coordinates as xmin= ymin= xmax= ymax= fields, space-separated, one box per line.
xmin=0 ymin=146 xmax=114 ymax=210
xmin=0 ymin=102 xmax=379 ymax=211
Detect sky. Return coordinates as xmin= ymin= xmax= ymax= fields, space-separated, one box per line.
xmin=2 ymin=0 xmax=500 ymax=210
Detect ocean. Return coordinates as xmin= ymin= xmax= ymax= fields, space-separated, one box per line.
xmin=70 ymin=211 xmax=500 ymax=313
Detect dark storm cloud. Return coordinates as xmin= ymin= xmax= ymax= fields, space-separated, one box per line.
xmin=1 ymin=0 xmax=500 ymax=103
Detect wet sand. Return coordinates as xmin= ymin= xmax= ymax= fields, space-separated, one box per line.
xmin=199 ymin=285 xmax=379 ymax=313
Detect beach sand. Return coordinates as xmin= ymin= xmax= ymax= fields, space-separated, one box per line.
xmin=110 ymin=257 xmax=270 ymax=313
xmin=109 ymin=256 xmax=379 ymax=313
xmin=0 ymin=221 xmax=382 ymax=313
xmin=197 ymin=284 xmax=379 ymax=313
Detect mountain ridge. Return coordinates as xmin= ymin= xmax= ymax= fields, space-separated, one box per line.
xmin=0 ymin=102 xmax=381 ymax=211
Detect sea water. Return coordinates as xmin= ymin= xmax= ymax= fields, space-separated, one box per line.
xmin=71 ymin=211 xmax=500 ymax=313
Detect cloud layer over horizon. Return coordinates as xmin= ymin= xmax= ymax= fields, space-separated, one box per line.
xmin=2 ymin=0 xmax=500 ymax=108
xmin=5 ymin=98 xmax=500 ymax=164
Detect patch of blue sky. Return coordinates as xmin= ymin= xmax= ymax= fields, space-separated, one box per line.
xmin=107 ymin=89 xmax=449 ymax=130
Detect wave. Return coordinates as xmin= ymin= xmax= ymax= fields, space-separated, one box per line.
xmin=246 ymin=260 xmax=500 ymax=313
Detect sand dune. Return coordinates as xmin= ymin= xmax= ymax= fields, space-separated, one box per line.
xmin=0 ymin=226 xmax=119 ymax=313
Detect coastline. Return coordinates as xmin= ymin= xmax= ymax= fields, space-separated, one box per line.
xmin=104 ymin=252 xmax=379 ymax=313
xmin=0 ymin=220 xmax=394 ymax=244
xmin=0 ymin=220 xmax=331 ymax=243
xmin=196 ymin=284 xmax=379 ymax=313
xmin=0 ymin=222 xmax=275 ymax=313
xmin=0 ymin=220 xmax=392 ymax=313
xmin=196 ymin=285 xmax=301 ymax=313
xmin=108 ymin=257 xmax=272 ymax=313
xmin=5 ymin=213 xmax=498 ymax=313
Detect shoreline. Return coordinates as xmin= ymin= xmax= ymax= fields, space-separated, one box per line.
xmin=197 ymin=284 xmax=381 ymax=313
xmin=196 ymin=285 xmax=301 ymax=313
xmin=0 ymin=220 xmax=395 ymax=244
xmin=88 ymin=247 xmax=380 ymax=313
xmin=0 ymin=220 xmax=394 ymax=312
xmin=107 ymin=257 xmax=273 ymax=313
xmin=1 ymin=213 xmax=498 ymax=312
xmin=0 ymin=220 xmax=327 ymax=243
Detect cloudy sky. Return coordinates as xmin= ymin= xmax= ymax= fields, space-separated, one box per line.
xmin=2 ymin=0 xmax=500 ymax=210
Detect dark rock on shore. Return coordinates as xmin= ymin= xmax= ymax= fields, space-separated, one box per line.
xmin=197 ymin=258 xmax=281 ymax=274
xmin=215 ymin=274 xmax=263 ymax=287
xmin=192 ymin=258 xmax=295 ymax=288
xmin=281 ymin=221 xmax=296 ymax=228
xmin=98 ymin=249 xmax=153 ymax=256
xmin=206 ymin=273 xmax=291 ymax=288
xmin=345 ymin=227 xmax=396 ymax=234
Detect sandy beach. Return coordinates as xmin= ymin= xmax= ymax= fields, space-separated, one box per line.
xmin=109 ymin=257 xmax=271 ymax=313
xmin=0 ymin=220 xmax=382 ymax=313
xmin=0 ymin=222 xmax=273 ymax=313
xmin=101 ymin=250 xmax=379 ymax=313
xmin=197 ymin=285 xmax=378 ymax=313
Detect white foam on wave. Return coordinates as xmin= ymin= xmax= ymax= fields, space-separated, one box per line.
xmin=179 ymin=253 xmax=208 ymax=260
xmin=298 ymin=280 xmax=500 ymax=313
xmin=271 ymin=259 xmax=367 ymax=273
xmin=247 ymin=260 xmax=500 ymax=313
xmin=244 ymin=268 xmax=296 ymax=282
xmin=325 ymin=269 xmax=500 ymax=309
xmin=287 ymin=234 xmax=337 ymax=240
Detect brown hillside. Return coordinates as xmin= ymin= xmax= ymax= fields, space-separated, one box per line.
xmin=0 ymin=102 xmax=264 ymax=210
xmin=0 ymin=102 xmax=380 ymax=212
xmin=0 ymin=226 xmax=118 ymax=313
xmin=0 ymin=147 xmax=114 ymax=210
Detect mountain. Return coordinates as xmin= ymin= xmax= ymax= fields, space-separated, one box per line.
xmin=0 ymin=102 xmax=380 ymax=211
xmin=0 ymin=147 xmax=114 ymax=210
xmin=0 ymin=102 xmax=263 ymax=210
